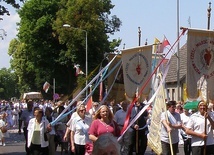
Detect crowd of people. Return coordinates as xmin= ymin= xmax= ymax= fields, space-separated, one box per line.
xmin=160 ymin=100 xmax=214 ymax=155
xmin=0 ymin=98 xmax=214 ymax=155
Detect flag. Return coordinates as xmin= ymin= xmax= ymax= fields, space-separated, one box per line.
xmin=74 ymin=64 xmax=84 ymax=76
xmin=99 ymin=80 xmax=103 ymax=102
xmin=153 ymin=38 xmax=160 ymax=53
xmin=43 ymin=82 xmax=50 ymax=93
xmin=187 ymin=28 xmax=214 ymax=100
xmin=158 ymin=36 xmax=170 ymax=53
xmin=121 ymin=45 xmax=152 ymax=99
xmin=86 ymin=97 xmax=93 ymax=112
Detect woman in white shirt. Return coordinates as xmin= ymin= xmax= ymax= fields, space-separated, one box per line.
xmin=70 ymin=104 xmax=92 ymax=155
xmin=27 ymin=107 xmax=52 ymax=155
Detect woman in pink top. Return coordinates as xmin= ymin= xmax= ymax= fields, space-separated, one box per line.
xmin=88 ymin=105 xmax=120 ymax=142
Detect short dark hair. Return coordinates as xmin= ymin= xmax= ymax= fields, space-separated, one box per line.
xmin=166 ymin=101 xmax=176 ymax=107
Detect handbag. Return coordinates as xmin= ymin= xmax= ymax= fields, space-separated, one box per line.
xmin=1 ymin=126 xmax=7 ymax=133
xmin=85 ymin=142 xmax=93 ymax=155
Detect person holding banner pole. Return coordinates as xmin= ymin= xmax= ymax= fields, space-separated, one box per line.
xmin=185 ymin=100 xmax=214 ymax=155
xmin=160 ymin=101 xmax=182 ymax=155
xmin=129 ymin=101 xmax=148 ymax=155
xmin=114 ymin=100 xmax=133 ymax=155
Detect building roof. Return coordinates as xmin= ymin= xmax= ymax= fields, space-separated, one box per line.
xmin=165 ymin=43 xmax=187 ymax=83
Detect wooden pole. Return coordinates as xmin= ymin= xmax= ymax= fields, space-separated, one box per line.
xmin=53 ymin=78 xmax=55 ymax=102
xmin=165 ymin=112 xmax=174 ymax=155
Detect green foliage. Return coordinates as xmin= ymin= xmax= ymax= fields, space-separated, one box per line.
xmin=54 ymin=0 xmax=122 ymax=71
xmin=8 ymin=0 xmax=122 ymax=99
xmin=0 ymin=68 xmax=20 ymax=100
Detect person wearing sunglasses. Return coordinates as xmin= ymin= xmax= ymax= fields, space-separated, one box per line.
xmin=185 ymin=100 xmax=214 ymax=155
xmin=70 ymin=104 xmax=92 ymax=155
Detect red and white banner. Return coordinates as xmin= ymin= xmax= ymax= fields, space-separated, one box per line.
xmin=74 ymin=64 xmax=84 ymax=76
xmin=158 ymin=36 xmax=170 ymax=53
xmin=121 ymin=45 xmax=152 ymax=99
xmin=187 ymin=28 xmax=214 ymax=100
xmin=43 ymin=81 xmax=50 ymax=93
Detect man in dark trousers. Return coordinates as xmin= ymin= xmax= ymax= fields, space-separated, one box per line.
xmin=129 ymin=101 xmax=148 ymax=155
xmin=20 ymin=100 xmax=34 ymax=155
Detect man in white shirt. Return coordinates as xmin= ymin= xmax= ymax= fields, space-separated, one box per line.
xmin=161 ymin=100 xmax=182 ymax=155
xmin=88 ymin=102 xmax=99 ymax=119
xmin=114 ymin=100 xmax=132 ymax=155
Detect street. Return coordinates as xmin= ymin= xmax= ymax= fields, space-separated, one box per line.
xmin=0 ymin=127 xmax=185 ymax=155
xmin=0 ymin=127 xmax=66 ymax=155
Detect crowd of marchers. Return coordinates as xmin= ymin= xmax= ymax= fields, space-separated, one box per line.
xmin=0 ymin=98 xmax=214 ymax=155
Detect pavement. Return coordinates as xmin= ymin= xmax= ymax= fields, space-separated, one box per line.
xmin=2 ymin=127 xmax=25 ymax=144
xmin=0 ymin=127 xmax=185 ymax=155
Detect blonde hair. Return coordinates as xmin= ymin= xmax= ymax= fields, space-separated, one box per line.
xmin=94 ymin=105 xmax=114 ymax=121
xmin=76 ymin=104 xmax=86 ymax=114
xmin=198 ymin=100 xmax=207 ymax=107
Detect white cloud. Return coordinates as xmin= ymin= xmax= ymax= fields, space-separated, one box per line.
xmin=0 ymin=8 xmax=20 ymax=69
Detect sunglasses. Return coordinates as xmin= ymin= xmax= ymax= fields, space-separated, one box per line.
xmin=79 ymin=109 xmax=86 ymax=112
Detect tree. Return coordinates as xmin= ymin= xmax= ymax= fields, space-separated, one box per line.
xmin=8 ymin=0 xmax=122 ymax=99
xmin=0 ymin=0 xmax=24 ymax=17
xmin=54 ymin=0 xmax=122 ymax=70
xmin=9 ymin=0 xmax=69 ymax=98
xmin=0 ymin=68 xmax=20 ymax=100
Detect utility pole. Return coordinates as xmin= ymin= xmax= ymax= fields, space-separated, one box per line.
xmin=177 ymin=0 xmax=180 ymax=101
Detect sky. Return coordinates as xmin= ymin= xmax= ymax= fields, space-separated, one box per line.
xmin=0 ymin=0 xmax=213 ymax=69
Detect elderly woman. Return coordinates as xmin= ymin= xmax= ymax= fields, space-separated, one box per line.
xmin=88 ymin=105 xmax=120 ymax=142
xmin=27 ymin=107 xmax=52 ymax=155
xmin=70 ymin=104 xmax=92 ymax=155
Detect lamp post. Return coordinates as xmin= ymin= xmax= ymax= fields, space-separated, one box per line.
xmin=63 ymin=24 xmax=88 ymax=97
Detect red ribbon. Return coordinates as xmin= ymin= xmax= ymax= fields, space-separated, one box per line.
xmin=120 ymin=28 xmax=187 ymax=135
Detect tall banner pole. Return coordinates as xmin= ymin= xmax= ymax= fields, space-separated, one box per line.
xmin=135 ymin=27 xmax=141 ymax=154
xmin=165 ymin=112 xmax=174 ymax=155
xmin=204 ymin=3 xmax=211 ymax=155
xmin=53 ymin=78 xmax=55 ymax=102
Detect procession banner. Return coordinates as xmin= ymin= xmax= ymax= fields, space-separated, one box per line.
xmin=187 ymin=28 xmax=214 ymax=100
xmin=148 ymin=73 xmax=166 ymax=155
xmin=121 ymin=45 xmax=152 ymax=100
